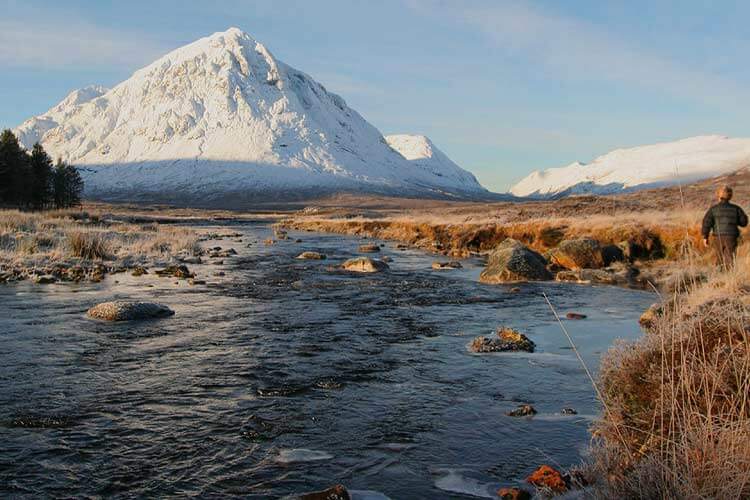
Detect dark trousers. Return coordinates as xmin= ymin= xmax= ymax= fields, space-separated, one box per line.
xmin=712 ymin=234 xmax=738 ymax=269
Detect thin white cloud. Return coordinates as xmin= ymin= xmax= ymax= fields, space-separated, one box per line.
xmin=405 ymin=0 xmax=745 ymax=105
xmin=0 ymin=18 xmax=169 ymax=69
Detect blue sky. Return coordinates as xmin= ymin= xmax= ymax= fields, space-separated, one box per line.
xmin=2 ymin=0 xmax=748 ymax=192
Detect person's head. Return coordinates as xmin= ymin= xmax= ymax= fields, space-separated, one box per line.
xmin=717 ymin=185 xmax=733 ymax=201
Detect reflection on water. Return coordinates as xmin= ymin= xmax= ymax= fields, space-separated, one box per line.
xmin=0 ymin=222 xmax=654 ymax=498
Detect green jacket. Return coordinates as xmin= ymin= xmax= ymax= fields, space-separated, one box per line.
xmin=701 ymin=200 xmax=748 ymax=239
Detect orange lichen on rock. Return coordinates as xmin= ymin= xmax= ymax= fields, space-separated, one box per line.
xmin=526 ymin=465 xmax=567 ymax=493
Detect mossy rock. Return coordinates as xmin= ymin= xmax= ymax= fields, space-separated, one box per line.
xmin=479 ymin=239 xmax=551 ymax=283
xmin=87 ymin=301 xmax=174 ymax=321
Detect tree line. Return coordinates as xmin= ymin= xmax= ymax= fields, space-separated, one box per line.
xmin=0 ymin=129 xmax=83 ymax=210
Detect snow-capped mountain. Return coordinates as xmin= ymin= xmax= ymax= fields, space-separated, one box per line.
xmin=14 ymin=28 xmax=488 ymax=204
xmin=511 ymin=135 xmax=750 ymax=198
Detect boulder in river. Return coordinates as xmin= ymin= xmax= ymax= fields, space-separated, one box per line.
xmin=479 ymin=239 xmax=552 ymax=283
xmin=297 ymin=251 xmax=326 ymax=260
xmin=358 ymin=244 xmax=380 ymax=253
xmin=432 ymin=261 xmax=463 ymax=270
xmin=341 ymin=257 xmax=389 ymax=273
xmin=87 ymin=301 xmax=174 ymax=321
xmin=298 ymin=484 xmax=351 ymax=500
xmin=506 ymin=404 xmax=537 ymax=417
xmin=155 ymin=264 xmax=193 ymax=279
xmin=131 ymin=266 xmax=148 ymax=277
xmin=497 ymin=487 xmax=532 ymax=500
xmin=566 ymin=312 xmax=587 ymax=320
xmin=469 ymin=327 xmax=535 ymax=353
xmin=526 ymin=465 xmax=568 ymax=493
xmin=549 ymin=238 xmax=604 ymax=270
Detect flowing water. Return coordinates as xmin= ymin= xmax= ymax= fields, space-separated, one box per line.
xmin=0 ymin=222 xmax=655 ymax=499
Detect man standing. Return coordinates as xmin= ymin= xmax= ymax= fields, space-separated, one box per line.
xmin=701 ymin=185 xmax=748 ymax=269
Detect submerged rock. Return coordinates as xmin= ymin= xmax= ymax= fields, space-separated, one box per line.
xmin=297 ymin=251 xmax=326 ymax=260
xmin=87 ymin=301 xmax=174 ymax=321
xmin=496 ymin=487 xmax=531 ymax=500
xmin=432 ymin=261 xmax=463 ymax=270
xmin=341 ymin=257 xmax=389 ymax=273
xmin=298 ymin=484 xmax=351 ymax=500
xmin=131 ymin=266 xmax=148 ymax=277
xmin=358 ymin=244 xmax=380 ymax=253
xmin=479 ymin=239 xmax=551 ymax=283
xmin=526 ymin=465 xmax=568 ymax=493
xmin=549 ymin=238 xmax=604 ymax=270
xmin=469 ymin=327 xmax=535 ymax=353
xmin=566 ymin=312 xmax=587 ymax=320
xmin=208 ymin=249 xmax=236 ymax=258
xmin=154 ymin=264 xmax=193 ymax=279
xmin=506 ymin=404 xmax=537 ymax=417
xmin=555 ymin=268 xmax=618 ymax=285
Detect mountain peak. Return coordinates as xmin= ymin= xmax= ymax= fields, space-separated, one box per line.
xmin=13 ymin=29 xmax=487 ymax=205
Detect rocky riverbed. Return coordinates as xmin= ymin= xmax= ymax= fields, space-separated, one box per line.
xmin=0 ymin=221 xmax=655 ymax=498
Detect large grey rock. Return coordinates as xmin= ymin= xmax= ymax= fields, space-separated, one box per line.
xmin=341 ymin=257 xmax=389 ymax=273
xmin=549 ymin=238 xmax=604 ymax=270
xmin=87 ymin=301 xmax=174 ymax=321
xmin=479 ymin=239 xmax=551 ymax=283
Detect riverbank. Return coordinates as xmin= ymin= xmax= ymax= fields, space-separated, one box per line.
xmin=584 ymin=248 xmax=750 ymax=498
xmin=0 ymin=208 xmax=206 ymax=284
xmin=280 ymin=208 xmax=715 ymax=293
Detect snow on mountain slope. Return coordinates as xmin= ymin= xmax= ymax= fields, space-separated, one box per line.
xmin=511 ymin=136 xmax=750 ymax=198
xmin=14 ymin=28 xmax=487 ymax=204
xmin=385 ymin=134 xmax=481 ymax=187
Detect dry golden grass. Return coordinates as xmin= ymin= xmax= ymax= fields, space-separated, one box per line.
xmin=0 ymin=209 xmax=200 ymax=269
xmin=283 ymin=208 xmax=711 ymax=262
xmin=589 ymin=248 xmax=750 ymax=498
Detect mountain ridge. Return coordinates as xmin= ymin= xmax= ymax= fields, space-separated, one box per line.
xmin=511 ymin=135 xmax=750 ymax=198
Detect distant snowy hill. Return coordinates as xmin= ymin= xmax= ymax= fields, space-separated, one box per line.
xmin=511 ymin=136 xmax=750 ymax=198
xmin=14 ymin=28 xmax=488 ymax=205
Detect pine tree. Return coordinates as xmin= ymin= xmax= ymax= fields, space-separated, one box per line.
xmin=0 ymin=129 xmax=31 ymax=207
xmin=29 ymin=143 xmax=53 ymax=209
xmin=52 ymin=159 xmax=67 ymax=208
xmin=52 ymin=159 xmax=84 ymax=208
xmin=63 ymin=162 xmax=84 ymax=207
